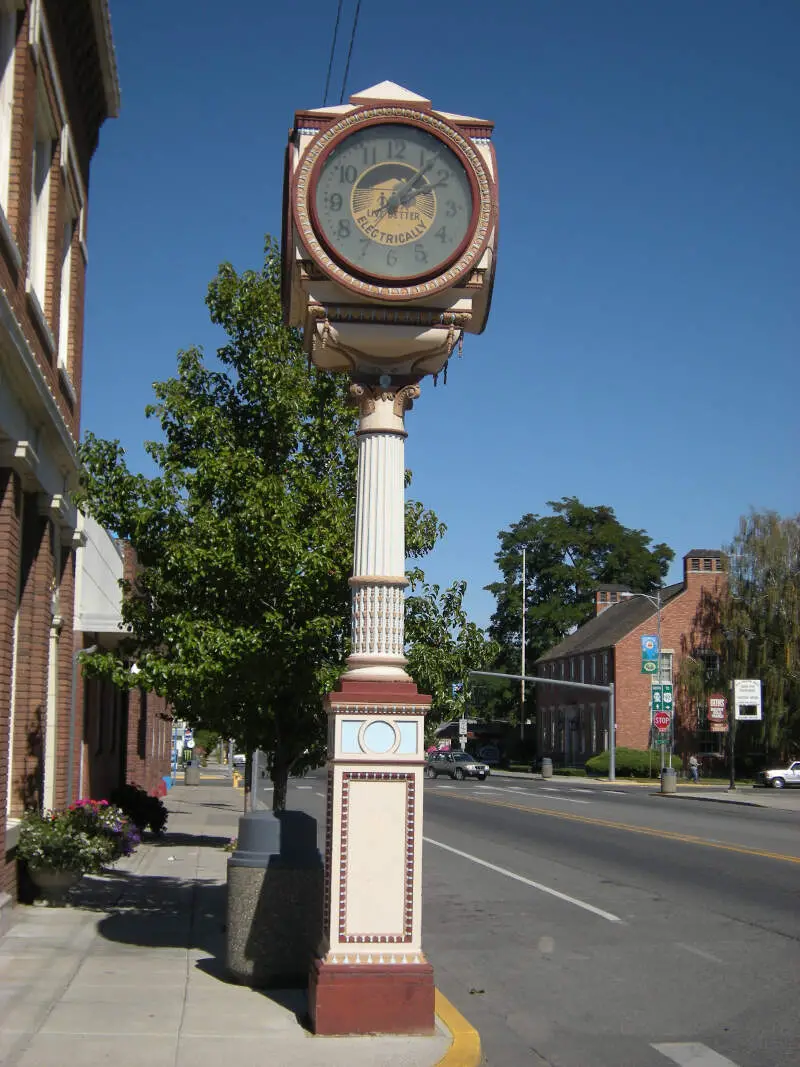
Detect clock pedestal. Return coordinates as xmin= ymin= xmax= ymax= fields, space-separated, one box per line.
xmin=309 ymin=383 xmax=435 ymax=1035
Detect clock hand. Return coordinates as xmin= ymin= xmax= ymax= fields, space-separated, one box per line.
xmin=377 ymin=156 xmax=439 ymax=218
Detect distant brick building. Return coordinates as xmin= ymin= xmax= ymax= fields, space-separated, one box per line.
xmin=0 ymin=4 xmax=169 ymax=929
xmin=535 ymin=551 xmax=727 ymax=767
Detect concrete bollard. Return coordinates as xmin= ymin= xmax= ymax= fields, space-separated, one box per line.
xmin=226 ymin=810 xmax=323 ymax=988
xmin=541 ymin=757 xmax=553 ymax=779
xmin=184 ymin=761 xmax=200 ymax=786
xmin=661 ymin=767 xmax=677 ymax=795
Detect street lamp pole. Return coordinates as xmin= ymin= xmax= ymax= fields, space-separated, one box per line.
xmin=724 ymin=630 xmax=737 ymax=791
xmin=520 ymin=546 xmax=526 ymax=740
xmin=622 ymin=589 xmax=665 ymax=769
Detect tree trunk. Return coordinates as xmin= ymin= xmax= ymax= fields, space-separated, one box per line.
xmin=271 ymin=756 xmax=290 ymax=813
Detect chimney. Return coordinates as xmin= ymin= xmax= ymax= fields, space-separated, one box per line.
xmin=683 ymin=550 xmax=725 ymax=587
xmin=594 ymin=585 xmax=631 ymax=616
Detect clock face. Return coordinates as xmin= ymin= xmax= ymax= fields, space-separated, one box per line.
xmin=312 ymin=122 xmax=475 ymax=282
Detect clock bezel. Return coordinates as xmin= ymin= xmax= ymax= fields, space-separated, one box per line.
xmin=294 ymin=107 xmax=494 ymax=302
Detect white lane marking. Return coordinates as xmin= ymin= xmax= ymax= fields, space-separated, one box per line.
xmin=540 ymin=786 xmax=559 ymax=792
xmin=676 ymin=942 xmax=723 ymax=964
xmin=571 ymin=788 xmax=594 ymax=793
xmin=529 ymin=793 xmax=591 ymax=805
xmin=505 ymin=786 xmax=528 ymax=792
xmin=607 ymin=790 xmax=628 ymax=795
xmin=652 ymin=1042 xmax=740 ymax=1066
xmin=296 ymin=785 xmax=312 ymax=790
xmin=315 ymin=791 xmax=326 ymax=798
xmin=423 ymin=836 xmax=621 ymax=923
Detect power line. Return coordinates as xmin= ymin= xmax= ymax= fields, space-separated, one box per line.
xmin=338 ymin=0 xmax=363 ymax=104
xmin=323 ymin=0 xmax=344 ymax=107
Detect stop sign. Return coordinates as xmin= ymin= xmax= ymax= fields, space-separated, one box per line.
xmin=654 ymin=711 xmax=671 ymax=731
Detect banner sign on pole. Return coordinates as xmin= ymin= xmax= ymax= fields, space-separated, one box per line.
xmin=733 ymin=679 xmax=762 ymax=721
xmin=641 ymin=635 xmax=659 ymax=674
xmin=708 ymin=693 xmax=727 ymax=732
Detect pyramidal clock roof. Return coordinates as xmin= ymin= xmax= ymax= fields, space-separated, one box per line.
xmin=349 ymin=81 xmax=432 ymax=106
xmin=297 ymin=82 xmax=490 ymax=126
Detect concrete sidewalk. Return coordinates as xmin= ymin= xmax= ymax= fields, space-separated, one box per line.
xmin=0 ymin=782 xmax=452 ymax=1067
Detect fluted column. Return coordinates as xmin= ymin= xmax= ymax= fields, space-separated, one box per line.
xmin=346 ymin=382 xmax=419 ymax=681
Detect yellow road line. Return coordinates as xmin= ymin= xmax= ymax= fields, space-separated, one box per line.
xmin=433 ymin=790 xmax=800 ymax=865
xmin=435 ymin=989 xmax=481 ymax=1067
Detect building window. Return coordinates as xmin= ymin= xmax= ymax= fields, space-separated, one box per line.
xmin=58 ymin=189 xmax=77 ymax=373
xmin=591 ymin=655 xmax=596 ymax=682
xmin=569 ymin=658 xmax=575 ymax=680
xmin=703 ymin=558 xmax=713 ymax=572
xmin=590 ymin=704 xmax=597 ymax=753
xmin=690 ymin=558 xmax=700 ymax=572
xmin=559 ymin=661 xmax=564 ymax=679
xmin=600 ymin=591 xmax=607 ymax=602
xmin=659 ymin=651 xmax=673 ymax=684
xmin=29 ymin=91 xmax=55 ymax=306
xmin=579 ymin=658 xmax=585 ymax=683
xmin=602 ymin=652 xmax=609 ymax=682
xmin=0 ymin=8 xmax=16 ymax=215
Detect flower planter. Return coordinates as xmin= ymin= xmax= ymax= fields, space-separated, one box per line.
xmin=28 ymin=866 xmax=83 ymax=906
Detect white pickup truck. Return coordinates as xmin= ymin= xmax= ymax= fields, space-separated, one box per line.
xmin=755 ymin=761 xmax=800 ymax=789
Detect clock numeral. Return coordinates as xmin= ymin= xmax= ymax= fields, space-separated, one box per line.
xmin=434 ymin=226 xmax=449 ymax=243
xmin=338 ymin=164 xmax=357 ymax=184
xmin=445 ymin=200 xmax=457 ymax=217
xmin=436 ymin=168 xmax=450 ymax=188
xmin=358 ymin=238 xmax=370 ymax=258
xmin=387 ymin=249 xmax=398 ymax=267
xmin=362 ymin=144 xmax=376 ymax=165
xmin=337 ymin=219 xmax=351 ymax=239
xmin=387 ymin=138 xmax=406 ymax=160
xmin=414 ymin=243 xmax=428 ymax=264
xmin=328 ymin=192 xmax=343 ymax=212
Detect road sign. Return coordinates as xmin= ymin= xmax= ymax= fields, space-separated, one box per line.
xmin=662 ymin=684 xmax=673 ymax=707
xmin=458 ymin=718 xmax=468 ymax=739
xmin=653 ymin=710 xmax=671 ymax=731
xmin=734 ymin=679 xmax=762 ymax=720
xmin=651 ymin=684 xmax=663 ymax=711
xmin=641 ymin=635 xmax=659 ymax=674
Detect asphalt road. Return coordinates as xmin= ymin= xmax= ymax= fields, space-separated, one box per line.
xmin=282 ymin=770 xmax=800 ymax=1067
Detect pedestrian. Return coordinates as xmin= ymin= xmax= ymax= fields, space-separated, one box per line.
xmin=689 ymin=754 xmax=699 ymax=783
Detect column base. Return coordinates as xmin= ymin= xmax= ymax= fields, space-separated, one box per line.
xmin=309 ymin=957 xmax=435 ymax=1035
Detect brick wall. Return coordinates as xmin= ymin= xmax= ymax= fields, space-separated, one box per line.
xmin=615 ymin=570 xmax=727 ymax=752
xmin=8 ymin=493 xmax=52 ymax=818
xmin=0 ymin=469 xmax=22 ymax=898
xmin=126 ymin=688 xmax=172 ymax=795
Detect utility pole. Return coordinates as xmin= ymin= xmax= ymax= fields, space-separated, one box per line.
xmin=520 ymin=545 xmax=526 ymax=740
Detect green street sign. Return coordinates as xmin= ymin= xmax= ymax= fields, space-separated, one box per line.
xmin=653 ymin=735 xmax=670 ymax=746
xmin=662 ymin=684 xmax=673 ymax=707
xmin=641 ymin=660 xmax=658 ymax=675
xmin=651 ymin=684 xmax=663 ymax=712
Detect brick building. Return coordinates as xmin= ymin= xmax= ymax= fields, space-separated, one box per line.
xmin=535 ymin=551 xmax=727 ymax=767
xmin=0 ymin=3 xmax=169 ymax=928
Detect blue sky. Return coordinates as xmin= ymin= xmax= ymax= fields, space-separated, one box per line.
xmin=84 ymin=0 xmax=799 ymax=628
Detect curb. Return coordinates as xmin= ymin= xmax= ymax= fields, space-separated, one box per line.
xmin=651 ymin=791 xmax=763 ymax=808
xmin=435 ymin=989 xmax=482 ymax=1066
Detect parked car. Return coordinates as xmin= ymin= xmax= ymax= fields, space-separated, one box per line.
xmin=425 ymin=751 xmax=489 ymax=781
xmin=232 ymin=753 xmax=246 ymax=768
xmin=754 ymin=761 xmax=800 ymax=789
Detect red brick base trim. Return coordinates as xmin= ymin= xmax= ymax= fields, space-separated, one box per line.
xmin=309 ymin=957 xmax=435 ymax=1035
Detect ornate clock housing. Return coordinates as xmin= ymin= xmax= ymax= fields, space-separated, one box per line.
xmin=293 ymin=108 xmax=494 ymax=302
xmin=283 ymin=82 xmax=498 ymax=375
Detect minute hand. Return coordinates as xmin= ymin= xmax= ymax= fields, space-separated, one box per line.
xmin=396 ymin=176 xmax=447 ymax=207
xmin=380 ymin=156 xmax=438 ymax=216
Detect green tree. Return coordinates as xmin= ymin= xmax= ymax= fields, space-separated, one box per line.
xmin=486 ymin=497 xmax=674 ymax=679
xmin=78 ymin=238 xmax=442 ymax=811
xmin=725 ymin=511 xmax=800 ymax=759
xmin=405 ymin=572 xmax=499 ymax=737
